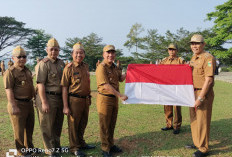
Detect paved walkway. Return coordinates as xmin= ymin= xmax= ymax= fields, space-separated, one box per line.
xmin=215 ymin=72 xmax=232 ymax=83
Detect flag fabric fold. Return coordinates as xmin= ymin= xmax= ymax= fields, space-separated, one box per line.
xmin=124 ymin=64 xmax=195 ymax=107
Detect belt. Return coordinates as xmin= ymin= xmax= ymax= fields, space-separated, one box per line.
xmin=46 ymin=91 xmax=62 ymax=96
xmin=15 ymin=98 xmax=31 ymax=102
xmin=69 ymin=93 xmax=91 ymax=99
xmin=194 ymin=88 xmax=202 ymax=91
xmin=99 ymin=93 xmax=116 ymax=98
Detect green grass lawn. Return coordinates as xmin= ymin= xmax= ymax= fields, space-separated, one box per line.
xmin=0 ymin=75 xmax=231 ymax=157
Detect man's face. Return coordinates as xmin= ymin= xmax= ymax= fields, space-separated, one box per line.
xmin=12 ymin=55 xmax=27 ymax=67
xmin=72 ymin=49 xmax=85 ymax=63
xmin=103 ymin=50 xmax=116 ymax=64
xmin=190 ymin=42 xmax=205 ymax=55
xmin=168 ymin=48 xmax=177 ymax=57
xmin=46 ymin=46 xmax=59 ymax=60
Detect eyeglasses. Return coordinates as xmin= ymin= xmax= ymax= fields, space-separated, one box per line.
xmin=16 ymin=56 xmax=27 ymax=59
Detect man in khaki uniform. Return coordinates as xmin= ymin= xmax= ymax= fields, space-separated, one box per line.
xmin=61 ymin=42 xmax=95 ymax=157
xmin=8 ymin=59 xmax=14 ymax=68
xmin=185 ymin=34 xmax=216 ymax=157
xmin=4 ymin=46 xmax=35 ymax=156
xmin=159 ymin=43 xmax=185 ymax=134
xmin=1 ymin=60 xmax=5 ymax=75
xmin=96 ymin=45 xmax=128 ymax=157
xmin=36 ymin=38 xmax=65 ymax=156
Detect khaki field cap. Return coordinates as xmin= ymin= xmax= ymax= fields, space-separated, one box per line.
xmin=103 ymin=45 xmax=115 ymax=52
xmin=168 ymin=43 xmax=178 ymax=50
xmin=47 ymin=38 xmax=60 ymax=47
xmin=190 ymin=34 xmax=204 ymax=43
xmin=73 ymin=42 xmax=85 ymax=51
xmin=12 ymin=46 xmax=26 ymax=56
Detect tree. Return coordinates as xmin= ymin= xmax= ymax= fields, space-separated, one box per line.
xmin=206 ymin=0 xmax=232 ymax=64
xmin=124 ymin=23 xmax=145 ymax=53
xmin=24 ymin=30 xmax=52 ymax=65
xmin=0 ymin=16 xmax=34 ymax=58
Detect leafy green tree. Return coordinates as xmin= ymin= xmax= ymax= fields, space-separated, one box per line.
xmin=24 ymin=30 xmax=52 ymax=65
xmin=0 ymin=16 xmax=34 ymax=58
xmin=206 ymin=0 xmax=232 ymax=64
xmin=124 ymin=23 xmax=145 ymax=53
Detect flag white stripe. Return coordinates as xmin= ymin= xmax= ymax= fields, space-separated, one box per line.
xmin=124 ymin=83 xmax=195 ymax=107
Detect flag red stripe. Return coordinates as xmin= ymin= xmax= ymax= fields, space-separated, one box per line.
xmin=126 ymin=64 xmax=193 ymax=85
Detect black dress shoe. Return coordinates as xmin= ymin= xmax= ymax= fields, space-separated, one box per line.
xmin=185 ymin=144 xmax=197 ymax=149
xmin=110 ymin=145 xmax=123 ymax=153
xmin=173 ymin=129 xmax=180 ymax=134
xmin=102 ymin=150 xmax=112 ymax=157
xmin=192 ymin=150 xmax=208 ymax=157
xmin=161 ymin=126 xmax=173 ymax=131
xmin=81 ymin=144 xmax=96 ymax=150
xmin=73 ymin=150 xmax=86 ymax=157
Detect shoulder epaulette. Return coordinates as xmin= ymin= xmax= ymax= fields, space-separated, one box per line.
xmin=42 ymin=58 xmax=49 ymax=62
xmin=67 ymin=62 xmax=73 ymax=68
xmin=203 ymin=52 xmax=213 ymax=59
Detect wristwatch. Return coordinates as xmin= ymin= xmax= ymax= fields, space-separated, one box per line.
xmin=197 ymin=96 xmax=204 ymax=102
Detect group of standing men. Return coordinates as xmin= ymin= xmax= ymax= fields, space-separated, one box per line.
xmin=3 ymin=34 xmax=215 ymax=157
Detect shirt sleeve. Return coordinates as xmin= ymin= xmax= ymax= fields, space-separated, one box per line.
xmin=96 ymin=64 xmax=109 ymax=86
xmin=204 ymin=55 xmax=215 ymax=77
xmin=36 ymin=61 xmax=48 ymax=84
xmin=60 ymin=66 xmax=70 ymax=87
xmin=3 ymin=69 xmax=14 ymax=89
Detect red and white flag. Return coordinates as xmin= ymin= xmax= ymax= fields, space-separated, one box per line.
xmin=124 ymin=64 xmax=195 ymax=107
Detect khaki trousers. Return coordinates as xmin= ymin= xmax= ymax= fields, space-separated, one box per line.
xmin=164 ymin=105 xmax=182 ymax=129
xmin=190 ymin=89 xmax=214 ymax=153
xmin=36 ymin=94 xmax=64 ymax=155
xmin=68 ymin=96 xmax=90 ymax=153
xmin=8 ymin=100 xmax=34 ymax=156
xmin=97 ymin=94 xmax=118 ymax=152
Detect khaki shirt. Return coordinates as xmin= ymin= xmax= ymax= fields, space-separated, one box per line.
xmin=160 ymin=56 xmax=185 ymax=65
xmin=96 ymin=60 xmax=122 ymax=95
xmin=3 ymin=65 xmax=34 ymax=99
xmin=190 ymin=51 xmax=216 ymax=88
xmin=61 ymin=61 xmax=90 ymax=96
xmin=36 ymin=57 xmax=65 ymax=93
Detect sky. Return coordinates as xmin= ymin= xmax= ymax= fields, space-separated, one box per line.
xmin=0 ymin=0 xmax=227 ymax=57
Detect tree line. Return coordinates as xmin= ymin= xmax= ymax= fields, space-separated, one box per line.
xmin=0 ymin=0 xmax=231 ymax=71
